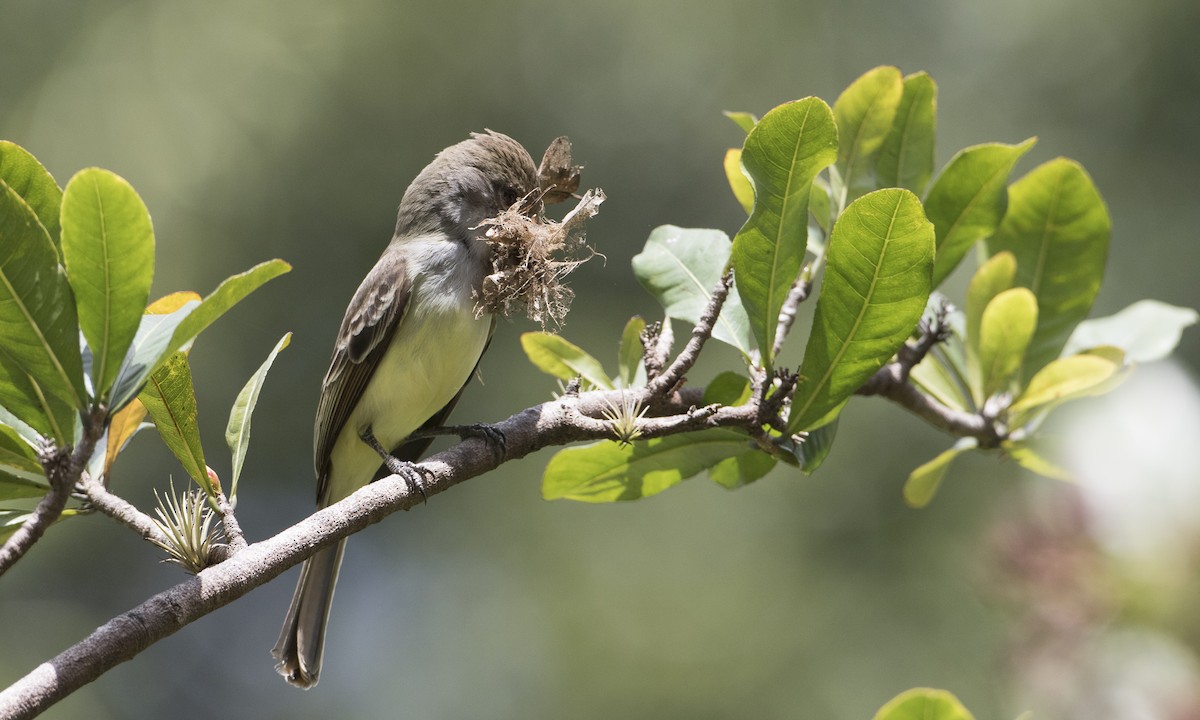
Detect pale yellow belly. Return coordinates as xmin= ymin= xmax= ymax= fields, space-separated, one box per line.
xmin=323 ymin=305 xmax=490 ymax=504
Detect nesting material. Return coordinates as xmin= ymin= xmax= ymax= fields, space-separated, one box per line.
xmin=475 ymin=136 xmax=603 ymax=328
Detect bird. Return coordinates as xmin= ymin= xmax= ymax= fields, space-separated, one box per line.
xmin=273 ymin=131 xmax=539 ymax=688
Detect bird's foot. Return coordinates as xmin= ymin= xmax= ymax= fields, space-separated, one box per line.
xmin=431 ymin=423 xmax=506 ymax=464
xmin=359 ymin=426 xmax=430 ymax=503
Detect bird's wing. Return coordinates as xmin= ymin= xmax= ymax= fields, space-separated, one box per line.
xmin=313 ymin=249 xmax=411 ymax=502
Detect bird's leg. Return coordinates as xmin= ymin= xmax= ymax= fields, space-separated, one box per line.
xmin=359 ymin=425 xmax=430 ymax=503
xmin=424 ymin=423 xmax=506 ymax=464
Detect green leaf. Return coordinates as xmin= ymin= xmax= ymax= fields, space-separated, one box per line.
xmin=723 ymin=110 xmax=757 ymax=134
xmin=876 ymin=72 xmax=938 ymax=195
xmin=874 ymin=688 xmax=976 ymax=720
xmin=0 ymin=472 xmax=50 ymax=501
xmin=723 ymin=149 xmax=754 ymax=215
xmin=708 ymin=439 xmax=776 ymax=489
xmin=1009 ymin=353 xmax=1120 ymax=418
xmin=1065 ymin=299 xmax=1197 ymax=363
xmin=633 ymin=225 xmax=754 ymax=356
xmin=976 ymin=288 xmax=1037 ymax=398
xmin=0 ymin=179 xmax=87 ymax=439
xmin=225 ymin=333 xmax=291 ymax=502
xmin=61 ymin=168 xmax=156 ymax=400
xmin=165 ymin=259 xmax=291 ymax=361
xmin=1003 ymin=439 xmax=1071 ymax=481
xmin=833 ymin=65 xmax=903 ymax=199
xmin=703 ymin=371 xmax=752 ymax=405
xmin=903 ymin=440 xmax=975 ymax=508
xmin=731 ymin=98 xmax=839 ymax=366
xmin=543 ymin=429 xmax=762 ymax=502
xmin=617 ymin=316 xmax=646 ymax=388
xmin=520 ymin=333 xmax=613 ymax=390
xmin=789 ymin=189 xmax=934 ymax=431
xmin=0 ymin=349 xmax=74 ymax=443
xmin=964 ymin=251 xmax=1016 ymax=398
xmin=796 ymin=417 xmax=838 ymax=474
xmin=988 ymin=158 xmax=1111 ymax=376
xmin=925 ymin=139 xmax=1036 ymax=287
xmin=0 ymin=141 xmax=63 ymax=254
xmin=138 ymin=352 xmax=210 ymax=492
xmin=809 ymin=180 xmax=832 ymax=237
xmin=0 ymin=424 xmax=41 ymax=477
xmin=0 ymin=507 xmax=79 ymax=543
xmin=108 ymin=301 xmax=200 ymax=414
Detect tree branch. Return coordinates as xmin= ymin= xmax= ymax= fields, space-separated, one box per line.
xmin=0 ymin=387 xmax=756 ymax=720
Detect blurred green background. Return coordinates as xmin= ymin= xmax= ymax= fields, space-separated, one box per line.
xmin=2 ymin=0 xmax=1198 ymax=718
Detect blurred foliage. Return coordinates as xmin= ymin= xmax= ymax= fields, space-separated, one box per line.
xmin=1 ymin=0 xmax=1198 ymax=718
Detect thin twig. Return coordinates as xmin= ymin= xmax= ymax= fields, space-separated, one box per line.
xmin=894 ymin=301 xmax=950 ymax=384
xmin=772 ymin=264 xmax=814 ymax=358
xmin=77 ymin=473 xmax=166 ymax=545
xmin=857 ymin=364 xmax=1004 ymax=448
xmin=648 ymin=270 xmax=732 ymax=395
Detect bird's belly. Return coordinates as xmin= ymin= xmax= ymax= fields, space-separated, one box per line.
xmin=324 ymin=305 xmax=490 ymax=503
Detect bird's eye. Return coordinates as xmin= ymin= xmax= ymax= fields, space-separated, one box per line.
xmin=501 ymin=186 xmax=519 ymax=207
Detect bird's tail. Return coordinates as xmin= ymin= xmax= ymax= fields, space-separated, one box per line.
xmin=272 ymin=538 xmax=347 ymax=688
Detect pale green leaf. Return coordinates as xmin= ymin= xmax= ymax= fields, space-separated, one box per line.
xmin=731 ymin=98 xmax=838 ymax=366
xmin=874 ymin=687 xmax=976 ymax=720
xmin=708 ymin=441 xmax=776 ymax=489
xmin=723 ymin=110 xmax=757 ymax=134
xmin=925 ymin=139 xmax=1036 ymax=287
xmin=61 ymin=168 xmax=155 ymax=399
xmin=703 ymin=371 xmax=752 ymax=406
xmin=988 ymin=158 xmax=1111 ymax=376
xmin=810 ymin=180 xmax=832 ymax=237
xmin=1010 ymin=353 xmax=1120 ymax=417
xmin=904 ymin=440 xmax=975 ymax=508
xmin=543 ymin=429 xmax=762 ymax=502
xmin=633 ymin=225 xmax=753 ymax=356
xmin=165 ymin=259 xmax=291 ymax=361
xmin=617 ymin=316 xmax=646 ymax=388
xmin=225 ymin=333 xmax=291 ymax=501
xmin=723 ymin=149 xmax=754 ymax=215
xmin=108 ymin=301 xmax=199 ymax=413
xmin=834 ymin=65 xmax=903 ymax=199
xmin=138 ymin=352 xmax=210 ymax=492
xmin=1004 ymin=439 xmax=1072 ymax=481
xmin=789 ymin=189 xmax=934 ymax=431
xmin=0 ymin=507 xmax=79 ymax=543
xmin=976 ymin=287 xmax=1037 ymax=398
xmin=1065 ymin=299 xmax=1197 ymax=363
xmin=965 ymin=251 xmax=1017 ymax=398
xmin=876 ymin=72 xmax=937 ymax=195
xmin=521 ymin=333 xmax=613 ymax=390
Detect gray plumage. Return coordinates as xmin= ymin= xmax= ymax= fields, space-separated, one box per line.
xmin=274 ymin=131 xmax=538 ymax=688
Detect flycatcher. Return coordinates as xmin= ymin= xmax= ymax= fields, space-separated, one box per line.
xmin=274 ymin=131 xmax=539 ymax=688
